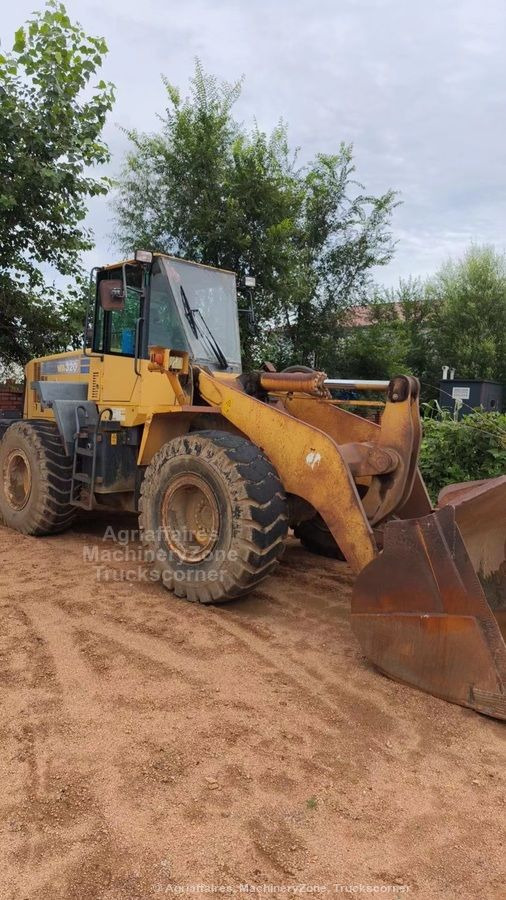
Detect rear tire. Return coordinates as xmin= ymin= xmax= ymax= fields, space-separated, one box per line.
xmin=0 ymin=420 xmax=76 ymax=535
xmin=139 ymin=430 xmax=288 ymax=603
xmin=294 ymin=514 xmax=345 ymax=560
xmin=281 ymin=365 xmax=316 ymax=374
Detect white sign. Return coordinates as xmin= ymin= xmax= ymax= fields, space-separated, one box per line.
xmin=452 ymin=386 xmax=470 ymax=400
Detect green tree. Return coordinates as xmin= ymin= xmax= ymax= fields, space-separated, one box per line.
xmin=0 ymin=1 xmax=114 ymax=370
xmin=333 ymin=291 xmax=408 ymax=379
xmin=332 ymin=277 xmax=436 ymax=387
xmin=341 ymin=245 xmax=506 ymax=393
xmin=115 ymin=62 xmax=397 ymax=368
xmin=427 ymin=245 xmax=506 ymax=384
xmin=397 ymin=278 xmax=437 ymax=390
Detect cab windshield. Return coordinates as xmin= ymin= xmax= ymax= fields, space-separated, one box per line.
xmin=160 ymin=256 xmax=241 ymax=370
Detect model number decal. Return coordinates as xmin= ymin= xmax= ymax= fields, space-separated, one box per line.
xmin=40 ymin=356 xmax=90 ymax=375
xmin=57 ymin=358 xmax=79 ymax=374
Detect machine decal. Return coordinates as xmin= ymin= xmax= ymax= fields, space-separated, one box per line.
xmin=40 ymin=356 xmax=91 ymax=375
xmin=305 ymin=450 xmax=321 ymax=469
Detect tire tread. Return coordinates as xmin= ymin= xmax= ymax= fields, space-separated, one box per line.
xmin=139 ymin=429 xmax=288 ymax=603
xmin=0 ymin=420 xmax=76 ymax=536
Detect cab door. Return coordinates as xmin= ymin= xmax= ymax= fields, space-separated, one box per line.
xmin=93 ymin=267 xmax=143 ymax=403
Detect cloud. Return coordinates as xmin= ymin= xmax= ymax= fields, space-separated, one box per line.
xmin=2 ymin=0 xmax=506 ymax=286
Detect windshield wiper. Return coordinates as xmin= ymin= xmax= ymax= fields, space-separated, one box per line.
xmin=180 ymin=286 xmax=199 ymax=339
xmin=193 ymin=309 xmax=228 ymax=370
xmin=180 ymin=285 xmax=228 ymax=370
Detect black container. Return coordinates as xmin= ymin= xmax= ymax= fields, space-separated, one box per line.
xmin=439 ymin=379 xmax=503 ymax=419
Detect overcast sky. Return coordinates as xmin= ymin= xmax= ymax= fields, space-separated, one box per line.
xmin=2 ymin=0 xmax=506 ymax=287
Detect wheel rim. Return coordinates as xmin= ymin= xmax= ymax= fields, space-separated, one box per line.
xmin=161 ymin=474 xmax=220 ymax=562
xmin=4 ymin=449 xmax=32 ymax=511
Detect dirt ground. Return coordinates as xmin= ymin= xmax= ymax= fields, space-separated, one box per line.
xmin=0 ymin=514 xmax=505 ymax=900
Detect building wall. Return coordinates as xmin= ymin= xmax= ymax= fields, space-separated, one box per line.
xmin=0 ymin=384 xmax=24 ymax=413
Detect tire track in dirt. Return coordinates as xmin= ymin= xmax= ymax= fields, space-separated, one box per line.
xmin=70 ymin=602 xmax=393 ymax=753
xmin=0 ymin=600 xmax=108 ymax=899
xmin=13 ymin=595 xmax=390 ymax=887
xmin=2 ymin=522 xmax=506 ymax=897
xmin=36 ymin=532 xmax=401 ymax=740
xmin=1 ymin=597 xmax=179 ymax=899
xmin=18 ymin=597 xmax=329 ymax=887
xmin=43 ymin=585 xmax=506 ymax=892
xmin=46 ymin=533 xmax=400 ymax=739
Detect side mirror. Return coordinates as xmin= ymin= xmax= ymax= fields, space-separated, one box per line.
xmin=99 ymin=279 xmax=125 ymax=311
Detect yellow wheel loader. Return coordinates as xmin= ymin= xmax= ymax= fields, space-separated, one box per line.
xmin=0 ymin=250 xmax=505 ymax=719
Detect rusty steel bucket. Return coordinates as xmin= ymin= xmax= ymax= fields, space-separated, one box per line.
xmin=351 ymin=480 xmax=506 ymax=719
xmin=438 ymin=475 xmax=506 ymax=605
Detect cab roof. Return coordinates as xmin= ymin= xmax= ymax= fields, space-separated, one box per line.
xmin=99 ymin=252 xmax=236 ymax=277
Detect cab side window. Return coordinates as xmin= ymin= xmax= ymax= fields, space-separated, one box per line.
xmin=109 ymin=286 xmax=140 ymax=355
xmin=94 ymin=267 xmax=143 ymax=356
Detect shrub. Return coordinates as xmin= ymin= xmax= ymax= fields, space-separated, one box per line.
xmin=419 ymin=408 xmax=506 ymax=502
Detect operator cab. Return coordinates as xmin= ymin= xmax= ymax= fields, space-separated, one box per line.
xmin=92 ymin=252 xmax=242 ymax=373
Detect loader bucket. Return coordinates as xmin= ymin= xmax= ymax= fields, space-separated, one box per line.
xmin=351 ymin=505 xmax=506 ymax=719
xmin=438 ymin=475 xmax=506 ymax=605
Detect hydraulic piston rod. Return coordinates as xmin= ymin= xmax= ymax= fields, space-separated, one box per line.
xmin=324 ymin=379 xmax=390 ymax=391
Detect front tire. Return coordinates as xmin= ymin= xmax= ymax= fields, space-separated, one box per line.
xmin=0 ymin=420 xmax=76 ymax=535
xmin=139 ymin=430 xmax=288 ymax=603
